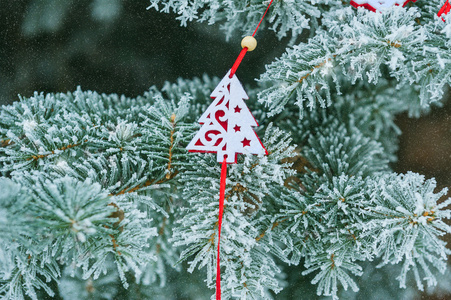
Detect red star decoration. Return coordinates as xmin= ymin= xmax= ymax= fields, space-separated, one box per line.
xmin=241 ymin=138 xmax=251 ymax=147
xmin=234 ymin=105 xmax=241 ymax=113
xmin=233 ymin=125 xmax=241 ymax=132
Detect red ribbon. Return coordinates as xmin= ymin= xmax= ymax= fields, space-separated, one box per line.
xmin=439 ymin=0 xmax=451 ymax=20
xmin=230 ymin=48 xmax=249 ymax=78
xmin=229 ymin=0 xmax=274 ymax=78
xmin=217 ymin=1 xmax=274 ymax=299
xmin=216 ymin=157 xmax=227 ymax=300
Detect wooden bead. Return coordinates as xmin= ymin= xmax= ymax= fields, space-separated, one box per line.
xmin=241 ymin=36 xmax=257 ymax=51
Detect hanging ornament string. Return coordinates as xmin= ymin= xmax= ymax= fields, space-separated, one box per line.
xmin=438 ymin=0 xmax=451 ymax=20
xmin=186 ymin=1 xmax=273 ymax=299
xmin=229 ymin=0 xmax=274 ymax=78
xmin=211 ymin=1 xmax=274 ymax=300
xmin=216 ymin=156 xmax=227 ymax=299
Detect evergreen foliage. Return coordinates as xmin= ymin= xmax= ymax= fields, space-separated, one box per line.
xmin=1 ymin=0 xmax=451 ymax=299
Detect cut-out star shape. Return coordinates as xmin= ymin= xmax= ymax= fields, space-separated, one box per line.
xmin=241 ymin=138 xmax=251 ymax=147
xmin=233 ymin=125 xmax=241 ymax=132
xmin=234 ymin=105 xmax=242 ymax=113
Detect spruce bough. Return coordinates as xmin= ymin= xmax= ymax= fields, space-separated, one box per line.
xmin=1 ymin=1 xmax=451 ymax=299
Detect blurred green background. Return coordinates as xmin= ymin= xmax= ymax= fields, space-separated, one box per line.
xmin=0 ymin=0 xmax=288 ymax=105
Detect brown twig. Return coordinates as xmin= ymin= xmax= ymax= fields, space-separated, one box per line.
xmin=297 ymin=56 xmax=337 ymax=84
xmin=111 ymin=171 xmax=179 ymax=196
xmin=0 ymin=139 xmax=11 ymax=147
xmin=256 ymin=219 xmax=287 ymax=242
xmin=109 ymin=234 xmax=121 ymax=255
xmin=166 ymin=113 xmax=176 ymax=179
xmin=155 ymin=217 xmax=168 ymax=255
xmin=386 ymin=40 xmax=401 ymax=48
xmin=369 ymin=208 xmax=436 ymax=225
xmin=26 ymin=140 xmax=87 ymax=161
xmin=112 ymin=114 xmax=180 ymax=195
xmin=330 ymin=253 xmax=335 ymax=269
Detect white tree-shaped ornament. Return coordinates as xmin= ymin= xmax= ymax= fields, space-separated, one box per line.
xmin=187 ymin=70 xmax=267 ymax=163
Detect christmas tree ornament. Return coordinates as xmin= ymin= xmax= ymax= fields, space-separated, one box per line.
xmin=186 ymin=70 xmax=267 ymax=164
xmin=438 ymin=0 xmax=451 ymax=20
xmin=350 ymin=0 xmax=417 ymax=12
xmin=186 ymin=1 xmax=273 ymax=299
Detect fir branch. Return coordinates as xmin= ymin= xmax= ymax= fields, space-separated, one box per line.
xmin=259 ymin=6 xmax=450 ymax=117
xmin=361 ymin=173 xmax=451 ymax=290
xmin=172 ymin=124 xmax=295 ymax=298
xmin=147 ymin=0 xmax=338 ymax=39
